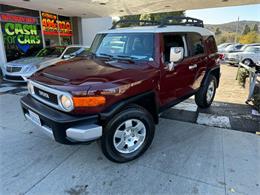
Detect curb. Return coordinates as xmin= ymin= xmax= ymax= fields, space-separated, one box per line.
xmin=160 ymin=101 xmax=260 ymax=133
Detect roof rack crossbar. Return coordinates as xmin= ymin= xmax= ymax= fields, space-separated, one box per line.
xmin=110 ymin=19 xmax=160 ymax=29
xmin=159 ymin=16 xmax=204 ymax=28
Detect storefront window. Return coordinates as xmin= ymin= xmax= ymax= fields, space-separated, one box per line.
xmin=41 ymin=12 xmax=73 ymax=46
xmin=0 ymin=5 xmax=43 ymax=62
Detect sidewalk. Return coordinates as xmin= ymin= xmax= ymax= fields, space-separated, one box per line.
xmin=0 ymin=94 xmax=259 ymax=195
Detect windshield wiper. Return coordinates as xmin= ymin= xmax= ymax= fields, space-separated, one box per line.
xmin=115 ymin=55 xmax=138 ymax=63
xmin=98 ymin=53 xmax=114 ymax=59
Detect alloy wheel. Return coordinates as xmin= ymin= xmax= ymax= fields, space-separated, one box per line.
xmin=113 ymin=119 xmax=146 ymax=154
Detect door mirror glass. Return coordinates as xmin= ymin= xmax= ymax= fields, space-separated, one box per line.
xmin=170 ymin=47 xmax=184 ymax=63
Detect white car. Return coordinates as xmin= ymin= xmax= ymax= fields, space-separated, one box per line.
xmin=1 ymin=45 xmax=89 ymax=82
xmin=224 ymin=46 xmax=260 ymax=66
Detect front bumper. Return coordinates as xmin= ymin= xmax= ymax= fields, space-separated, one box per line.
xmin=21 ymin=95 xmax=102 ymax=144
xmin=3 ymin=69 xmax=33 ymax=82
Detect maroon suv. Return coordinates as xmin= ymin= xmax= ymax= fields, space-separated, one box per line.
xmin=21 ymin=17 xmax=220 ymax=163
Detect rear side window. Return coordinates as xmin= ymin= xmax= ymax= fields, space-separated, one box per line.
xmin=206 ymin=36 xmax=218 ymax=54
xmin=187 ymin=33 xmax=204 ymax=56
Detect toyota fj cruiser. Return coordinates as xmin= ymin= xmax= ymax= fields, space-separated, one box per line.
xmin=21 ymin=17 xmax=220 ymax=163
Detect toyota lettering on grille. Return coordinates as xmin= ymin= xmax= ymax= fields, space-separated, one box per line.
xmin=39 ymin=90 xmax=50 ymax=99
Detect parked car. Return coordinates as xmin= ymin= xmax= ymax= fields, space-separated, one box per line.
xmin=2 ymin=45 xmax=88 ymax=82
xmin=225 ymin=46 xmax=260 ymax=66
xmin=217 ymin=43 xmax=232 ymax=52
xmin=223 ymin=44 xmax=244 ymax=53
xmin=239 ymin=43 xmax=260 ymax=52
xmin=21 ymin=17 xmax=220 ymax=163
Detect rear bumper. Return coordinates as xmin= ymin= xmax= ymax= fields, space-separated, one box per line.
xmin=21 ymin=95 xmax=102 ymax=144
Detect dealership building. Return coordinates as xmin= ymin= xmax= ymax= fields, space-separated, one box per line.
xmin=0 ymin=4 xmax=112 ymax=66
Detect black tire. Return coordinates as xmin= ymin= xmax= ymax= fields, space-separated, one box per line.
xmin=100 ymin=104 xmax=155 ymax=163
xmin=243 ymin=59 xmax=253 ymax=67
xmin=195 ymin=75 xmax=217 ymax=108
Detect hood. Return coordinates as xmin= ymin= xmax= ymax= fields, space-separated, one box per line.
xmin=32 ymin=57 xmax=154 ymax=86
xmin=7 ymin=57 xmax=56 ymax=67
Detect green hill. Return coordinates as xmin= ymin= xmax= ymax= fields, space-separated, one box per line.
xmin=205 ymin=20 xmax=260 ymax=34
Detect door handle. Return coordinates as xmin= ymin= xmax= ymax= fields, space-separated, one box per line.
xmin=189 ymin=64 xmax=197 ymax=70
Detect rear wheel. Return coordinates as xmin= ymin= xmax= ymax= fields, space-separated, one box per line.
xmin=195 ymin=75 xmax=217 ymax=108
xmin=243 ymin=59 xmax=253 ymax=67
xmin=100 ymin=105 xmax=155 ymax=163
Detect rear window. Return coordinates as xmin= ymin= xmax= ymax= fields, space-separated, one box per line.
xmin=187 ymin=33 xmax=204 ymax=56
xmin=206 ymin=36 xmax=217 ymax=54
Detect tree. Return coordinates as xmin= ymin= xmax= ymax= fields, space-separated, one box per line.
xmin=215 ymin=27 xmax=221 ymax=35
xmin=242 ymin=24 xmax=250 ymax=35
xmin=252 ymin=24 xmax=259 ymax=33
xmin=139 ymin=13 xmax=152 ymax=21
xmin=119 ymin=11 xmax=185 ymax=27
xmin=239 ymin=31 xmax=260 ymax=44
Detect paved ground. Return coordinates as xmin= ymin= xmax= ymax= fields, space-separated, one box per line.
xmin=214 ymin=64 xmax=250 ymax=105
xmin=0 ymin=94 xmax=259 ymax=195
xmin=161 ymin=64 xmax=260 ymax=133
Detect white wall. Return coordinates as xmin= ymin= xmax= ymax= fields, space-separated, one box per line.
xmin=0 ymin=23 xmax=7 ymax=68
xmin=81 ymin=17 xmax=112 ymax=47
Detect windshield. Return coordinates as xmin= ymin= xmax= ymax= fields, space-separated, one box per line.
xmin=36 ymin=47 xmax=65 ymax=57
xmin=90 ymin=33 xmax=154 ymax=61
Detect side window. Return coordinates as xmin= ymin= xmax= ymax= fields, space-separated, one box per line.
xmin=163 ymin=34 xmax=186 ymax=62
xmin=188 ymin=33 xmax=204 ymax=56
xmin=63 ymin=47 xmax=85 ymax=57
xmin=207 ymin=36 xmax=217 ymax=54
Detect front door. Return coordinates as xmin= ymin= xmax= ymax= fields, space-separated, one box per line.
xmin=159 ymin=33 xmax=201 ymax=106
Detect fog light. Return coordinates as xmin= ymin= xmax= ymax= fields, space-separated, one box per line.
xmin=27 ymin=82 xmax=34 ymax=94
xmin=60 ymin=95 xmax=74 ymax=111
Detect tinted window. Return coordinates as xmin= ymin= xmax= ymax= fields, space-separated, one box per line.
xmin=36 ymin=47 xmax=65 ymax=57
xmin=63 ymin=47 xmax=86 ymax=56
xmin=207 ymin=36 xmax=217 ymax=54
xmin=188 ymin=33 xmax=204 ymax=56
xmin=163 ymin=34 xmax=185 ymax=62
xmin=91 ymin=33 xmax=154 ymax=60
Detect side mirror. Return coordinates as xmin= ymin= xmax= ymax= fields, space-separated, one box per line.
xmin=170 ymin=47 xmax=184 ymax=63
xmin=63 ymin=54 xmax=71 ymax=59
xmin=63 ymin=54 xmax=76 ymax=59
xmin=166 ymin=47 xmax=184 ymax=71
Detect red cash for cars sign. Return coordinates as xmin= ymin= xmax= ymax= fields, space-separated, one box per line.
xmin=41 ymin=12 xmax=73 ymax=36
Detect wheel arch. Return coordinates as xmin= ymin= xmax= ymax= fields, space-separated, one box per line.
xmin=202 ymin=66 xmax=220 ymax=88
xmin=100 ymin=91 xmax=159 ymax=125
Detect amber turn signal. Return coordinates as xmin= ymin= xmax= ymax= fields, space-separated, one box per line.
xmin=72 ymin=96 xmax=106 ymax=107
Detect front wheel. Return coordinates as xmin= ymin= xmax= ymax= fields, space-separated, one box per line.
xmin=100 ymin=105 xmax=155 ymax=163
xmin=195 ymin=75 xmax=217 ymax=108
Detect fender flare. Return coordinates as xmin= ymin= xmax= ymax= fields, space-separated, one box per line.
xmin=201 ymin=66 xmax=220 ymax=88
xmin=99 ymin=91 xmax=159 ymax=124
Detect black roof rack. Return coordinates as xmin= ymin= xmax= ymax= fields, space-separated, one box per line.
xmin=110 ymin=19 xmax=160 ymax=29
xmin=110 ymin=16 xmax=204 ymax=29
xmin=159 ymin=16 xmax=204 ymax=28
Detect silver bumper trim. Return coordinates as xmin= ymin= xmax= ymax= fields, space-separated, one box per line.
xmin=25 ymin=113 xmax=54 ymax=139
xmin=66 ymin=124 xmax=102 ymax=142
xmin=25 ymin=113 xmax=102 ymax=142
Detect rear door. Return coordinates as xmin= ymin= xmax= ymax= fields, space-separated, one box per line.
xmin=185 ymin=32 xmax=208 ymax=90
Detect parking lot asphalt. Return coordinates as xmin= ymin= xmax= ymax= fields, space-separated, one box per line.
xmin=0 ymin=93 xmax=259 ymax=195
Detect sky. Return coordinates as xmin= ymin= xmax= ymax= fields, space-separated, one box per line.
xmin=186 ymin=4 xmax=260 ymax=24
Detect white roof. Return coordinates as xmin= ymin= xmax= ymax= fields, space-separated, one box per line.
xmin=99 ymin=25 xmax=214 ymax=36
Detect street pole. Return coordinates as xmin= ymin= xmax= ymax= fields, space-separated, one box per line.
xmin=235 ymin=17 xmax=239 ymax=43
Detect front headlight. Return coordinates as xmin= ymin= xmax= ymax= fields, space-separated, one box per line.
xmin=60 ymin=95 xmax=74 ymax=111
xmin=27 ymin=81 xmax=35 ymax=94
